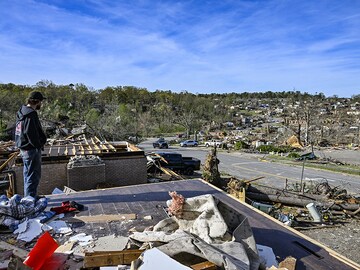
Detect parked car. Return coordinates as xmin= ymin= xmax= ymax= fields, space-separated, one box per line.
xmin=155 ymin=152 xmax=201 ymax=175
xmin=204 ymin=140 xmax=224 ymax=148
xmin=180 ymin=140 xmax=198 ymax=147
xmin=153 ymin=138 xmax=169 ymax=149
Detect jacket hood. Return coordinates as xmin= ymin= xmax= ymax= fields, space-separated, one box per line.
xmin=16 ymin=105 xmax=35 ymax=121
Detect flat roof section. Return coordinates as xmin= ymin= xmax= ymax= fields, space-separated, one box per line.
xmin=47 ymin=180 xmax=359 ymax=270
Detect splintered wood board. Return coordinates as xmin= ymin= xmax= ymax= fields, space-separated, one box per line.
xmin=84 ymin=249 xmax=143 ymax=267
xmin=64 ymin=214 xmax=136 ymax=223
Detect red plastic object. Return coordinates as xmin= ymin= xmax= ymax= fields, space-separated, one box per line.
xmin=23 ymin=231 xmax=59 ymax=270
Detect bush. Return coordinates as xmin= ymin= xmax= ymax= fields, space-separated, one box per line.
xmin=234 ymin=141 xmax=250 ymax=150
xmin=287 ymin=152 xmax=300 ymax=159
xmin=257 ymin=144 xmax=294 ymax=153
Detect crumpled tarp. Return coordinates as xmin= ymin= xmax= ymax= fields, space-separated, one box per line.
xmin=130 ymin=194 xmax=261 ymax=270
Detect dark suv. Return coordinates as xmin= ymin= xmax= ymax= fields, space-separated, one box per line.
xmin=153 ymin=138 xmax=169 ymax=149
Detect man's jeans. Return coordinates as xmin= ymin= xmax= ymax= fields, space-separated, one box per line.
xmin=20 ymin=148 xmax=42 ymax=197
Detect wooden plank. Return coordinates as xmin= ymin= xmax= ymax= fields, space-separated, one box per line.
xmin=79 ymin=145 xmax=85 ymax=155
xmin=83 ymin=249 xmax=142 ymax=268
xmin=0 ymin=151 xmax=19 ymax=172
xmin=55 ymin=241 xmax=75 ymax=253
xmin=0 ymin=240 xmax=28 ymax=260
xmin=94 ymin=136 xmax=102 ymax=144
xmin=92 ymin=142 xmax=101 ymax=154
xmin=104 ymin=140 xmax=116 ymax=151
xmin=71 ymin=145 xmax=76 ymax=156
xmin=128 ymin=143 xmax=141 ymax=151
xmin=57 ymin=145 xmax=67 ymax=156
xmin=47 ymin=146 xmax=52 ymax=156
xmin=87 ymin=144 xmax=93 ymax=154
xmin=57 ymin=145 xmax=62 ymax=156
xmin=84 ymin=138 xmax=89 ymax=145
xmin=191 ymin=261 xmax=217 ymax=270
xmin=64 ymin=214 xmax=137 ymax=223
xmin=91 ymin=137 xmax=96 ymax=145
xmin=99 ymin=143 xmax=109 ymax=152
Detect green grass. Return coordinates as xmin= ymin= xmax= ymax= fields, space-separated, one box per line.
xmin=264 ymin=154 xmax=360 ymax=176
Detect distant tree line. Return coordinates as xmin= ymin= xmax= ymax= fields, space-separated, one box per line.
xmin=0 ymin=81 xmax=359 ymax=143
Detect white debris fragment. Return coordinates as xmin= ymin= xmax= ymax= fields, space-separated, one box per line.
xmin=136 ymin=248 xmax=191 ymax=270
xmin=256 ymin=244 xmax=278 ymax=268
xmin=143 ymin=215 xmax=153 ymax=220
xmin=69 ymin=233 xmax=93 ymax=246
xmin=52 ymin=187 xmax=64 ymax=194
xmin=46 ymin=220 xmax=72 ymax=234
xmin=92 ymin=235 xmax=128 ymax=252
xmin=14 ymin=219 xmax=43 ymax=242
xmin=13 ymin=220 xmax=28 ymax=234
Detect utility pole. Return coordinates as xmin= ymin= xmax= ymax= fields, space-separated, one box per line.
xmin=300 ymin=158 xmax=305 ymax=194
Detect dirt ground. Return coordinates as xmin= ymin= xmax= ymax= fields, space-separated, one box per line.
xmin=305 ymin=147 xmax=360 ymax=166
xmin=298 ymin=218 xmax=360 ymax=265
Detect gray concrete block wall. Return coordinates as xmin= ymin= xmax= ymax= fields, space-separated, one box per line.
xmin=12 ymin=155 xmax=147 ymax=195
xmin=67 ymin=163 xmax=106 ymax=191
xmin=13 ymin=162 xmax=67 ymax=196
xmin=104 ymin=157 xmax=147 ymax=186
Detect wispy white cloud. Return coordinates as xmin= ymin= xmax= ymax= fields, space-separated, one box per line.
xmin=0 ymin=0 xmax=359 ymax=96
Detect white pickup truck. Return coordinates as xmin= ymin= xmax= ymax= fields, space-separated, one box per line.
xmin=204 ymin=140 xmax=224 ymax=147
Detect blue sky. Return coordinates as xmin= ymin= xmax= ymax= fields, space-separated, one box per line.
xmin=0 ymin=0 xmax=359 ymax=97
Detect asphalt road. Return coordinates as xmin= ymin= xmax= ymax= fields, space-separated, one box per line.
xmin=139 ymin=139 xmax=360 ymax=194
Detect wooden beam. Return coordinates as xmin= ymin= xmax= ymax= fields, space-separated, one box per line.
xmin=79 ymin=145 xmax=85 ymax=155
xmin=104 ymin=140 xmax=116 ymax=151
xmin=71 ymin=145 xmax=76 ymax=156
xmin=92 ymin=142 xmax=101 ymax=154
xmin=83 ymin=249 xmax=142 ymax=268
xmin=94 ymin=136 xmax=102 ymax=144
xmin=0 ymin=240 xmax=28 ymax=260
xmin=99 ymin=143 xmax=109 ymax=152
xmin=191 ymin=261 xmax=217 ymax=270
xmin=63 ymin=214 xmax=136 ymax=223
xmin=0 ymin=151 xmax=19 ymax=172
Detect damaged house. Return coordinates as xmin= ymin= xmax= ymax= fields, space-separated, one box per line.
xmin=0 ymin=139 xmax=359 ymax=270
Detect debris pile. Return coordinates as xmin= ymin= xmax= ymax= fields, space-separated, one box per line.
xmin=1 ymin=191 xmax=291 ymax=270
xmin=146 ymin=153 xmax=183 ymax=181
xmin=0 ymin=141 xmax=17 ymax=156
xmin=202 ymin=148 xmax=221 ymax=186
xmin=129 ymin=193 xmax=262 ymax=270
xmin=227 ymin=177 xmax=360 ymax=229
xmin=67 ymin=155 xmax=104 ymax=169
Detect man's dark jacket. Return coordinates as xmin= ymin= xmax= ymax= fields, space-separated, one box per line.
xmin=15 ymin=105 xmax=46 ymax=150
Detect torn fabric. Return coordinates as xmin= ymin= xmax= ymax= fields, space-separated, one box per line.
xmin=130 ymin=194 xmax=261 ymax=270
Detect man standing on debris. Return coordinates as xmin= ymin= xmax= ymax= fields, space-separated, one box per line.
xmin=15 ymin=91 xmax=47 ymax=198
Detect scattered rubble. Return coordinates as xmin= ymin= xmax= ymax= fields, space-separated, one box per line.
xmin=202 ymin=147 xmax=221 ymax=186
xmin=0 ymin=190 xmax=292 ymax=270
xmin=67 ymin=155 xmax=104 ymax=168
xmin=146 ymin=153 xmax=183 ymax=181
xmin=227 ymin=176 xmax=360 ymax=234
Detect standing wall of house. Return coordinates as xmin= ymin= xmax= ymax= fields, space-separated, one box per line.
xmin=12 ymin=155 xmax=147 ymax=195
xmin=13 ymin=162 xmax=68 ymax=195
